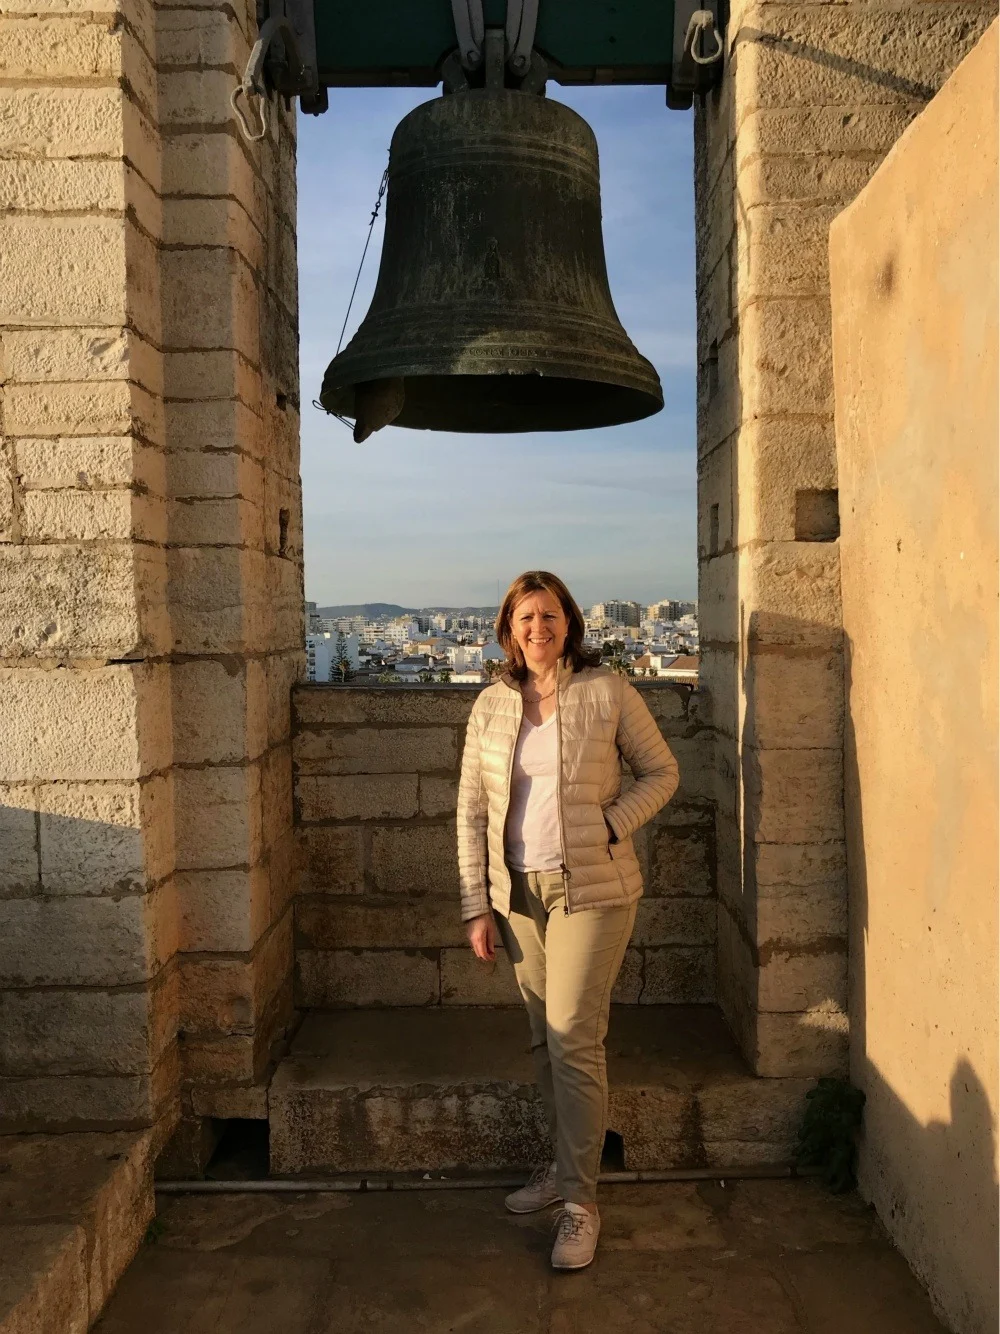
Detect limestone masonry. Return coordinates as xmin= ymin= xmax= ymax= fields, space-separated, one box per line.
xmin=0 ymin=3 xmax=996 ymax=1332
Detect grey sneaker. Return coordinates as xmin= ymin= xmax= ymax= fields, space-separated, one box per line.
xmin=504 ymin=1161 xmax=562 ymax=1214
xmin=550 ymin=1202 xmax=600 ymax=1270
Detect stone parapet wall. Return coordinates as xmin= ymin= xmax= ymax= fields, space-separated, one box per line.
xmin=693 ymin=0 xmax=994 ymax=1077
xmin=292 ymin=683 xmax=716 ymax=1008
xmin=0 ymin=0 xmax=302 ymax=1141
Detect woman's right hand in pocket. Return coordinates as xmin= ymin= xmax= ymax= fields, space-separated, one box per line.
xmin=465 ymin=913 xmax=497 ymax=962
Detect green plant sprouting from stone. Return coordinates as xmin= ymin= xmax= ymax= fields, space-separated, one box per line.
xmin=795 ymin=1077 xmax=866 ymax=1193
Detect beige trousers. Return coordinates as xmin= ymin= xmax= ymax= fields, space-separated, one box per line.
xmin=494 ymin=867 xmax=636 ymax=1204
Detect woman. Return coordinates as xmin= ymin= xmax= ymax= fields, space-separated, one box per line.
xmin=456 ymin=571 xmax=679 ymax=1270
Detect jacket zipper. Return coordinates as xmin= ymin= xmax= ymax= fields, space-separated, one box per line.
xmin=503 ymin=687 xmax=522 ymax=900
xmin=553 ymin=668 xmax=572 ymax=915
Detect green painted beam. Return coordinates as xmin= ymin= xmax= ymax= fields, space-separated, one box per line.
xmin=313 ymin=0 xmax=675 ymax=86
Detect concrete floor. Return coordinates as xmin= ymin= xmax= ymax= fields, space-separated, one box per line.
xmin=94 ymin=1178 xmax=949 ymax=1333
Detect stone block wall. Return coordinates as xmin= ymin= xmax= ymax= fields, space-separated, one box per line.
xmin=292 ymin=683 xmax=715 ymax=1007
xmin=0 ymin=0 xmax=302 ymax=1139
xmin=694 ymin=0 xmax=994 ymax=1076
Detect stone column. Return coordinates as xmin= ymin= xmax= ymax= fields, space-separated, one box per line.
xmin=694 ymin=0 xmax=992 ymax=1075
xmin=157 ymin=1 xmax=302 ymax=1129
xmin=0 ymin=0 xmax=302 ymax=1143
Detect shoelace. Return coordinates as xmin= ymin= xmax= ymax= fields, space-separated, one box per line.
xmin=526 ymin=1162 xmax=555 ymax=1191
xmin=553 ymin=1208 xmax=591 ymax=1243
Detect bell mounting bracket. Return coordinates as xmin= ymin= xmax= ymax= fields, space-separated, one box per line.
xmin=233 ymin=0 xmax=725 ymax=130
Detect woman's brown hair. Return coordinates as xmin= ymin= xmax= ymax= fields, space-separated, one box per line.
xmin=495 ymin=571 xmax=602 ymax=681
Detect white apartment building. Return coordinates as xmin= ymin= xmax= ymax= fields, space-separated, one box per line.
xmin=446 ymin=644 xmax=483 ymax=672
xmin=590 ymin=599 xmax=641 ymax=626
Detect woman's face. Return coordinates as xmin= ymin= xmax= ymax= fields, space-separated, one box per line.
xmin=510 ymin=590 xmax=570 ymax=673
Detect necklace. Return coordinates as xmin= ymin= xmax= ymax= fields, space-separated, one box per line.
xmin=521 ymin=685 xmax=555 ymax=704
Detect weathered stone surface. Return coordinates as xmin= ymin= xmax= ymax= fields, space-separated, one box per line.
xmin=642 ymin=947 xmax=716 ymax=1004
xmin=758 ymin=941 xmax=848 ymax=1013
xmin=0 ymin=1068 xmax=169 ymax=1133
xmin=632 ymin=898 xmax=716 ymax=947
xmin=732 ymin=4 xmax=990 ymax=110
xmin=756 ymin=884 xmax=847 ymax=944
xmin=269 ymin=1007 xmax=807 ymax=1175
xmin=744 ymin=649 xmax=844 ymax=750
xmin=0 ymin=885 xmax=175 ymax=987
xmin=296 ymin=948 xmax=439 ymax=1009
xmin=755 ymin=1009 xmax=850 ymax=1078
xmin=697 ymin=646 xmax=739 ymax=739
xmin=736 ymin=417 xmax=838 ymax=544
xmin=175 ymin=865 xmax=270 ymax=954
xmin=299 ymin=824 xmax=365 ymax=893
xmin=37 ymin=777 xmax=171 ymax=895
xmin=754 ymin=839 xmax=846 ymax=889
xmin=0 ymin=665 xmax=170 ymax=782
xmin=0 ymin=978 xmax=174 ymax=1078
xmin=161 ymin=241 xmax=258 ymax=345
xmin=177 ymin=910 xmax=292 ymax=1037
xmin=170 ymin=658 xmax=266 ymax=767
xmin=296 ymin=774 xmax=419 ymax=823
xmin=696 ymin=551 xmax=738 ymax=646
xmin=368 ymin=824 xmax=459 ymax=896
xmin=0 ymin=1222 xmax=88 ymax=1334
xmin=0 ymin=216 xmax=127 ymax=326
xmin=419 ymin=774 xmax=458 ymax=817
xmin=744 ymin=747 xmax=844 ymax=843
xmin=165 ymin=547 xmax=251 ymax=656
xmin=741 ymin=542 xmax=843 ymax=649
xmin=296 ymin=897 xmax=464 ymax=950
xmin=266 ymin=649 xmax=303 ymax=747
xmin=173 ymin=763 xmax=263 ymax=871
xmin=293 ymin=726 xmax=457 ymax=775
xmin=739 ymin=297 xmax=834 ymax=417
xmin=0 ymin=785 xmax=38 ymax=894
xmin=440 ymin=946 xmax=521 ymax=1005
xmin=648 ymin=826 xmax=714 ymax=896
xmin=738 ymin=203 xmax=839 ymax=299
xmin=0 ymin=1128 xmax=155 ymax=1319
xmin=293 ymin=684 xmax=478 ymax=727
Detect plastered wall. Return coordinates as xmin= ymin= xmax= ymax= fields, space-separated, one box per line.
xmin=831 ymin=24 xmax=998 ymax=1334
xmin=0 ymin=0 xmax=303 ymax=1143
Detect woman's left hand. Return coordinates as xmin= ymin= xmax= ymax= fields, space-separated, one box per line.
xmin=465 ymin=913 xmax=497 ymax=962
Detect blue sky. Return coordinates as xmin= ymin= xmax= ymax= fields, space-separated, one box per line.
xmin=297 ymin=86 xmax=695 ymax=609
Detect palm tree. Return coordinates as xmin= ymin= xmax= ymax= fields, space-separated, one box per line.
xmin=438 ymin=669 xmax=453 ymax=684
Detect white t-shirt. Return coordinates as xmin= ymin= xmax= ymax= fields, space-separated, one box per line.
xmin=504 ymin=713 xmax=563 ymax=872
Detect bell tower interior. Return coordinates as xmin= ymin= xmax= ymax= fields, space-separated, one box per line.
xmin=0 ymin=1 xmax=995 ymax=1328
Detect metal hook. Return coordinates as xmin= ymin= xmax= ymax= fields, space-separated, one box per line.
xmin=685 ymin=10 xmax=724 ymax=66
xmin=231 ymin=12 xmax=305 ymax=141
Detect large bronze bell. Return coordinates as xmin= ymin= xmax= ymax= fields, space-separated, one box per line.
xmin=320 ymin=88 xmax=663 ymax=439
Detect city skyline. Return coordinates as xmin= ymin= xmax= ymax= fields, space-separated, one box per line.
xmin=298 ymin=85 xmax=697 ymax=609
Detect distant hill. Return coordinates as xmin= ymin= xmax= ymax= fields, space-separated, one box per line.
xmin=316 ymin=603 xmax=413 ymax=618
xmin=316 ymin=603 xmax=500 ymax=618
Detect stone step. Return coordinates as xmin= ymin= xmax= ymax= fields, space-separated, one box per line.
xmin=268 ymin=1005 xmax=811 ymax=1176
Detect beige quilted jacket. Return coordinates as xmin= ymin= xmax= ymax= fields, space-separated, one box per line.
xmin=456 ymin=661 xmax=679 ymax=921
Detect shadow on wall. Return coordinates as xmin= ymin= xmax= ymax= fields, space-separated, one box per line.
xmin=843 ymin=633 xmax=1000 ymax=1334
xmin=0 ymin=796 xmax=181 ymax=1132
